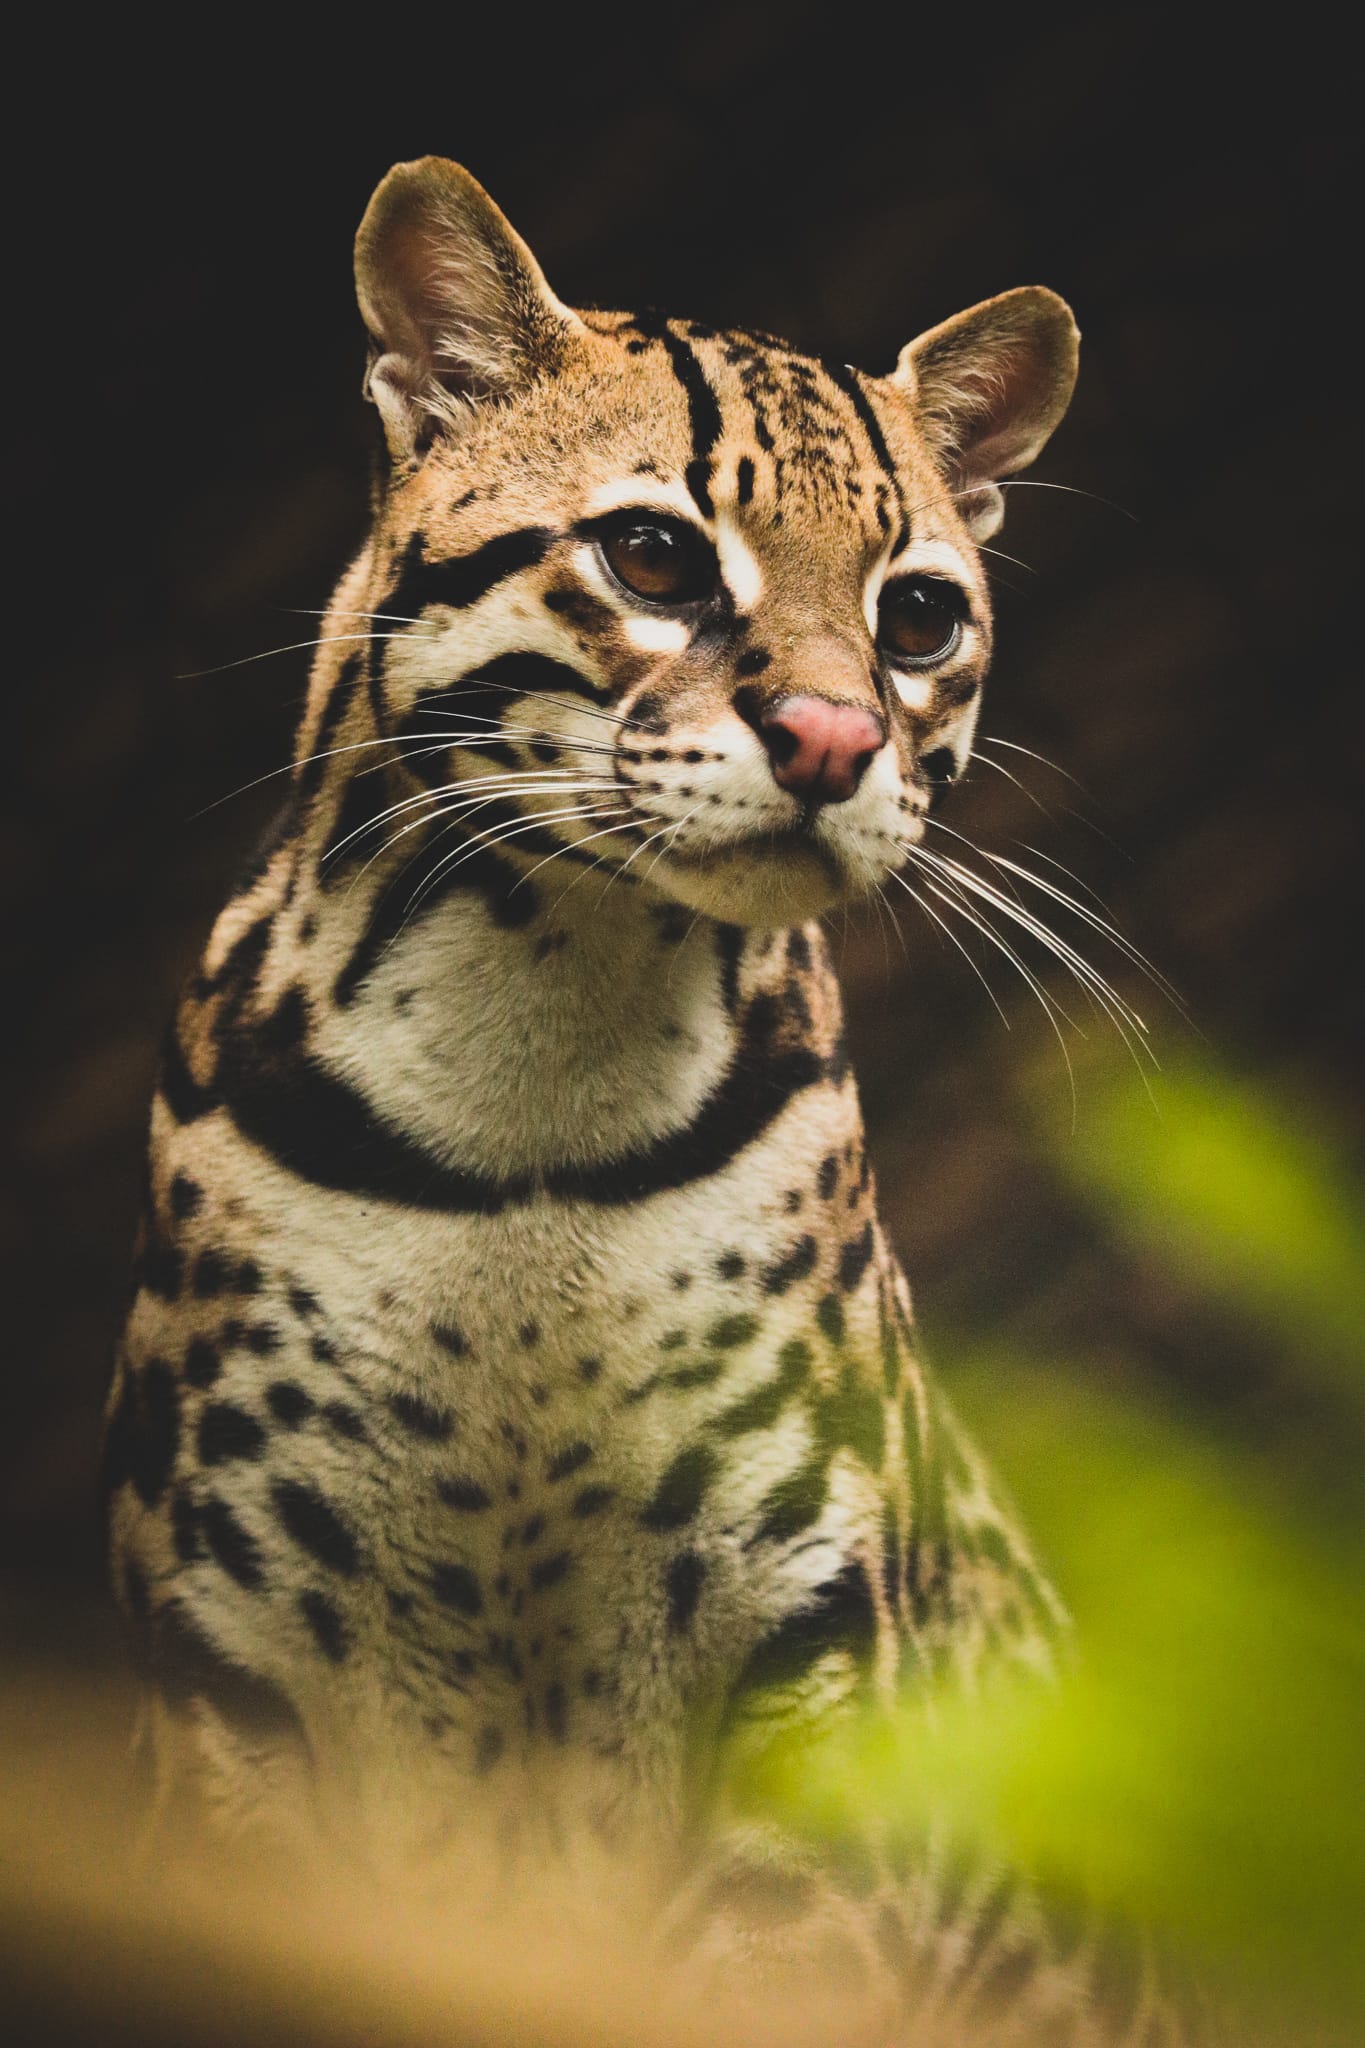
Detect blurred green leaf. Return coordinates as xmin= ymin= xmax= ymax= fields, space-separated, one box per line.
xmin=1042 ymin=1052 xmax=1365 ymax=1394
xmin=740 ymin=1366 xmax=1365 ymax=2035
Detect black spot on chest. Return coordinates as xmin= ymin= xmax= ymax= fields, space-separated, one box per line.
xmin=388 ymin=1390 xmax=455 ymax=1441
xmin=641 ymin=1446 xmax=716 ymax=1532
xmin=103 ymin=1359 xmax=180 ymax=1511
xmin=665 ymin=1550 xmax=707 ymax=1632
xmin=271 ymin=1479 xmax=361 ymax=1577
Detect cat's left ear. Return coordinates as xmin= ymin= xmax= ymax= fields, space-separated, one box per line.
xmin=889 ymin=287 xmax=1079 ymax=540
xmin=355 ymin=156 xmax=581 ymax=462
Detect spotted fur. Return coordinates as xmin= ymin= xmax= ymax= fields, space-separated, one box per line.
xmin=103 ymin=159 xmax=1188 ymax=2041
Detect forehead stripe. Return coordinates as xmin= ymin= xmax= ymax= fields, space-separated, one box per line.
xmin=819 ymin=361 xmax=907 ymax=551
xmin=630 ymin=313 xmax=724 ymax=519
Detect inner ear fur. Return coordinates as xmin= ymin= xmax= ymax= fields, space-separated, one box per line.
xmin=889 ymin=287 xmax=1079 ymax=540
xmin=355 ymin=156 xmax=579 ymax=462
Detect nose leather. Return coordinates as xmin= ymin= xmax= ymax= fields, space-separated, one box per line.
xmin=757 ymin=694 xmax=886 ymax=804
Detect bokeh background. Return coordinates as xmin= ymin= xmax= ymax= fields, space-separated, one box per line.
xmin=5 ymin=8 xmax=1361 ymax=2042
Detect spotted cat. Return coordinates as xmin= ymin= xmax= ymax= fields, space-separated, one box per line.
xmin=103 ymin=157 xmax=1181 ymax=2041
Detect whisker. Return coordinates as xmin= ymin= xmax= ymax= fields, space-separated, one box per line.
xmin=543 ymin=818 xmax=654 ymax=918
xmin=925 ymin=822 xmax=1180 ymax=1005
xmin=403 ymin=804 xmax=629 ymax=923
xmin=335 ymin=781 xmax=622 ymax=906
xmin=422 ymin=680 xmax=647 ymax=735
xmin=907 ymin=843 xmax=1157 ymax=1078
xmin=322 ymin=772 xmax=621 ymax=872
xmin=995 ymin=478 xmax=1139 ymax=521
xmin=518 ymin=814 xmax=645 ymax=895
xmin=964 ymin=750 xmax=1056 ymax=818
xmin=913 ymin=844 xmax=1147 ymax=1030
xmin=177 ymin=631 xmax=405 ymax=680
xmin=407 ymin=707 xmax=616 ymax=757
xmin=973 ymin=542 xmax=1037 ymax=575
xmin=974 ymin=734 xmax=1095 ymax=800
xmin=897 ymin=857 xmax=1079 ymax=1118
xmin=883 ymin=870 xmax=1008 ymax=1026
xmin=191 ymin=724 xmax=617 ymax=823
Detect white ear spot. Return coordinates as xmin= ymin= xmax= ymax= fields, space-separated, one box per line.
xmin=714 ymin=515 xmax=763 ymax=610
xmin=892 ymin=673 xmax=935 ymax=713
xmin=624 ymin=616 xmax=690 ymax=654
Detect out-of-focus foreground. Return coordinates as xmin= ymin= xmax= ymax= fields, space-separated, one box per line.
xmin=4 ymin=8 xmax=1361 ymax=2044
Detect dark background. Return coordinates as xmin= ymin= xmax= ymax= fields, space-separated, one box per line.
xmin=5 ymin=7 xmax=1360 ymax=1646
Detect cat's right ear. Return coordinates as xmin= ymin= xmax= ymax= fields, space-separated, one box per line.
xmin=888 ymin=287 xmax=1079 ymax=540
xmin=354 ymin=157 xmax=579 ymax=462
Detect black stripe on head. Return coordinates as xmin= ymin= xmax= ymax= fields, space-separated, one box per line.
xmin=386 ymin=526 xmax=556 ymax=618
xmin=630 ymin=314 xmax=724 ymax=519
xmin=819 ymin=361 xmax=908 ymax=549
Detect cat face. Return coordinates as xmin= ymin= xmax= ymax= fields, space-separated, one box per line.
xmin=347 ymin=158 xmax=1077 ymax=926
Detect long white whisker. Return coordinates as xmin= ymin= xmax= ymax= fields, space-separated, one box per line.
xmin=544 ymin=818 xmax=654 ymax=917
xmin=178 ymin=631 xmax=407 ymax=680
xmin=516 ymin=814 xmax=644 ymax=895
xmin=883 ymin=869 xmax=1009 ymax=1027
xmin=323 ymin=772 xmax=621 ymax=872
xmin=974 ymin=847 xmax=1181 ymax=1004
xmin=403 ymin=805 xmax=628 ymax=922
xmin=974 ymin=734 xmax=1095 ymax=800
xmin=902 ymin=855 xmax=1079 ymax=1118
xmin=964 ymin=750 xmax=1056 ymax=818
xmin=414 ymin=680 xmax=646 ymax=735
xmin=916 ymin=835 xmax=1162 ymax=1019
xmin=908 ymin=845 xmax=1157 ymax=1085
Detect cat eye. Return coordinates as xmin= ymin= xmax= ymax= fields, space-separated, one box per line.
xmin=597 ymin=513 xmax=717 ymax=606
xmin=878 ymin=577 xmax=966 ymax=666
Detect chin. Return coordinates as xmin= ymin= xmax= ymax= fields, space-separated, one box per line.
xmin=648 ymin=841 xmax=866 ymax=927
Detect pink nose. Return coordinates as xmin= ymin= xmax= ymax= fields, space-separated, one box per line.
xmin=757 ymin=695 xmax=886 ymax=804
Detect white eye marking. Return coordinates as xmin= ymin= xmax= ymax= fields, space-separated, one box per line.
xmin=892 ymin=538 xmax=978 ymax=588
xmin=891 ymin=672 xmax=935 ymax=713
xmin=714 ymin=513 xmax=763 ymax=609
xmin=624 ymin=615 xmax=690 ymax=653
xmin=584 ymin=477 xmax=707 ymax=526
xmin=862 ymin=537 xmax=896 ymax=637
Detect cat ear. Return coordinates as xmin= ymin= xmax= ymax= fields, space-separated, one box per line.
xmin=889 ymin=287 xmax=1079 ymax=540
xmin=354 ymin=157 xmax=580 ymax=461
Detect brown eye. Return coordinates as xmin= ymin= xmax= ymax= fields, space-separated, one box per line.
xmin=599 ymin=516 xmax=715 ymax=604
xmin=878 ymin=577 xmax=965 ymax=665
